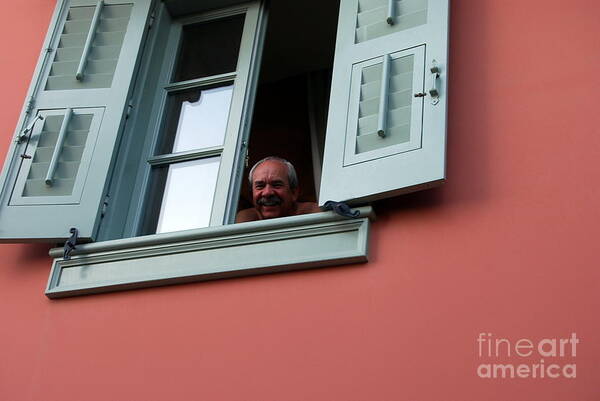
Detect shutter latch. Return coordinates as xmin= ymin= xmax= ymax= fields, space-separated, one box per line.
xmin=63 ymin=227 xmax=79 ymax=260
xmin=322 ymin=201 xmax=361 ymax=218
xmin=429 ymin=60 xmax=441 ymax=105
xmin=15 ymin=115 xmax=44 ymax=143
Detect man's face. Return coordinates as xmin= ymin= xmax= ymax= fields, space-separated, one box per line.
xmin=251 ymin=160 xmax=298 ymax=219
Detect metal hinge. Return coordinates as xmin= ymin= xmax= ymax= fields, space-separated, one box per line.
xmin=241 ymin=140 xmax=249 ymax=168
xmin=25 ymin=97 xmax=35 ymax=115
xmin=100 ymin=194 xmax=110 ymax=218
xmin=148 ymin=11 xmax=155 ymax=29
xmin=125 ymin=100 xmax=134 ymax=119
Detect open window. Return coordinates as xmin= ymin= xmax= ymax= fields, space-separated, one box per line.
xmin=0 ymin=0 xmax=449 ymax=297
xmin=235 ymin=0 xmax=339 ymax=213
xmin=96 ymin=1 xmax=265 ymax=240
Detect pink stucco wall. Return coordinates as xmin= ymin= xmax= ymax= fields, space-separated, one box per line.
xmin=1 ymin=1 xmax=599 ymax=400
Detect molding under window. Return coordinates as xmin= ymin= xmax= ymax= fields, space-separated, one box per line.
xmin=46 ymin=207 xmax=373 ymax=298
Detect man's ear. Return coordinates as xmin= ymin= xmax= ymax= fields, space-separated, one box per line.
xmin=291 ymin=186 xmax=299 ymax=202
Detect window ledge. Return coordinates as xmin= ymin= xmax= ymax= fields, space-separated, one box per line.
xmin=46 ymin=207 xmax=374 ymax=298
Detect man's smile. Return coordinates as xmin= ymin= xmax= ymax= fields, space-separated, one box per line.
xmin=257 ymin=195 xmax=283 ymax=207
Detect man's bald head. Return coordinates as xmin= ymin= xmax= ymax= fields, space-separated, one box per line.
xmin=248 ymin=157 xmax=299 ymax=220
xmin=248 ymin=156 xmax=298 ymax=191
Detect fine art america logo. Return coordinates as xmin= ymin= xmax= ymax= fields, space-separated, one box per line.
xmin=476 ymin=333 xmax=579 ymax=379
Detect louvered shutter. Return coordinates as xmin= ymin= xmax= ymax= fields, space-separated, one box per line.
xmin=0 ymin=0 xmax=153 ymax=242
xmin=319 ymin=0 xmax=449 ymax=205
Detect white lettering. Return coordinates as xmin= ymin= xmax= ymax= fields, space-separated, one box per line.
xmin=563 ymin=364 xmax=577 ymax=378
xmin=477 ymin=333 xmax=487 ymax=357
xmin=559 ymin=338 xmax=568 ymax=356
xmin=516 ymin=364 xmax=530 ymax=378
xmin=515 ymin=339 xmax=533 ymax=357
xmin=493 ymin=364 xmax=515 ymax=378
xmin=495 ymin=338 xmax=510 ymax=357
xmin=547 ymin=364 xmax=560 ymax=378
xmin=569 ymin=333 xmax=579 ymax=357
xmin=538 ymin=338 xmax=557 ymax=357
xmin=477 ymin=364 xmax=491 ymax=378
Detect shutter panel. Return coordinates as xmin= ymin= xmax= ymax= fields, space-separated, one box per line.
xmin=319 ymin=0 xmax=449 ymax=205
xmin=0 ymin=0 xmax=153 ymax=242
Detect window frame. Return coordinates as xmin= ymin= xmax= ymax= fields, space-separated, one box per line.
xmin=136 ymin=5 xmax=259 ymax=233
xmin=97 ymin=1 xmax=266 ymax=240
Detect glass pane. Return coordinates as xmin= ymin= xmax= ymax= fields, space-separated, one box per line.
xmin=173 ymin=14 xmax=245 ymax=82
xmin=157 ymin=84 xmax=234 ymax=154
xmin=151 ymin=157 xmax=221 ymax=234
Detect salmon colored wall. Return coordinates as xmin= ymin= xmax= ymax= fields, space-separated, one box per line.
xmin=1 ymin=1 xmax=599 ymax=400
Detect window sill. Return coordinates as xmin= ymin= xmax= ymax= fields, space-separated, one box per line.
xmin=46 ymin=207 xmax=373 ymax=298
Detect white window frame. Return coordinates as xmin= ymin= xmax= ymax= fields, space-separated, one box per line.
xmin=113 ymin=2 xmax=263 ymax=238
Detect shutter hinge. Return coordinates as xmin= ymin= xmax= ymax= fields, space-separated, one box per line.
xmin=242 ymin=141 xmax=250 ymax=168
xmin=148 ymin=11 xmax=155 ymax=29
xmin=25 ymin=97 xmax=35 ymax=115
xmin=125 ymin=100 xmax=134 ymax=119
xmin=16 ymin=114 xmax=44 ymax=143
xmin=101 ymin=194 xmax=110 ymax=218
xmin=63 ymin=227 xmax=79 ymax=260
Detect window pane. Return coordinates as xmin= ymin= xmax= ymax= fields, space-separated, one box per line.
xmin=173 ymin=14 xmax=245 ymax=82
xmin=152 ymin=157 xmax=221 ymax=234
xmin=158 ymin=85 xmax=233 ymax=154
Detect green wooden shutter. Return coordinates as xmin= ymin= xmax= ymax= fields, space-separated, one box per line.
xmin=0 ymin=0 xmax=154 ymax=242
xmin=319 ymin=0 xmax=449 ymax=205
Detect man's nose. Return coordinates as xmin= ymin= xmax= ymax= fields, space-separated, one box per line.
xmin=262 ymin=185 xmax=275 ymax=196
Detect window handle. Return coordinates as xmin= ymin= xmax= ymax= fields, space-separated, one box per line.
xmin=429 ymin=60 xmax=440 ymax=105
xmin=45 ymin=108 xmax=72 ymax=186
xmin=387 ymin=0 xmax=395 ymax=25
xmin=377 ymin=54 xmax=391 ymax=138
xmin=76 ymin=0 xmax=104 ymax=81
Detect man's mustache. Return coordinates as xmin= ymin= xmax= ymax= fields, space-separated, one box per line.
xmin=257 ymin=195 xmax=283 ymax=206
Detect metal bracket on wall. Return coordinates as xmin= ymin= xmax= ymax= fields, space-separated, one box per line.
xmin=63 ymin=228 xmax=79 ymax=260
xmin=322 ymin=201 xmax=361 ymax=218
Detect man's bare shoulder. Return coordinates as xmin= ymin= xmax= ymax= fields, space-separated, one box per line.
xmin=296 ymin=202 xmax=321 ymax=215
xmin=235 ymin=208 xmax=260 ymax=223
xmin=236 ymin=202 xmax=321 ymax=223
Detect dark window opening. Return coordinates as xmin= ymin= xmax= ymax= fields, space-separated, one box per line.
xmin=237 ymin=0 xmax=339 ymax=212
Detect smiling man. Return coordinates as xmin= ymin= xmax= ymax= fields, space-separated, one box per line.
xmin=235 ymin=156 xmax=320 ymax=223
